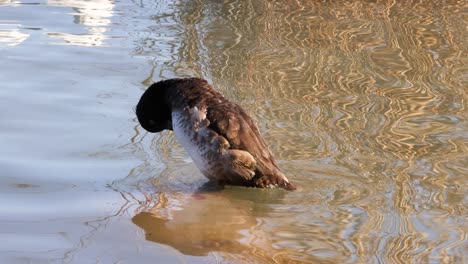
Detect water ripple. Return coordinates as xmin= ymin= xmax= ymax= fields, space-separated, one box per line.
xmin=127 ymin=0 xmax=467 ymax=262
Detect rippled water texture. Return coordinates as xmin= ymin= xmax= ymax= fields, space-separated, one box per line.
xmin=1 ymin=0 xmax=467 ymax=263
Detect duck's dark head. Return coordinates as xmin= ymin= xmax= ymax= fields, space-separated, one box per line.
xmin=136 ymin=81 xmax=173 ymax=133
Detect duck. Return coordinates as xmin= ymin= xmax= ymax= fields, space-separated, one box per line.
xmin=136 ymin=77 xmax=296 ymax=191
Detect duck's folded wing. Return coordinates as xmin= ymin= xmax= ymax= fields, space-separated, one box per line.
xmin=206 ymin=103 xmax=277 ymax=174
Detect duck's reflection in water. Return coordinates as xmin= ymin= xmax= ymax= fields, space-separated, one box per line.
xmin=132 ymin=192 xmax=253 ymax=256
xmin=131 ymin=186 xmax=303 ymax=262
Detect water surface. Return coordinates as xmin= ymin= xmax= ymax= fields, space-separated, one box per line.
xmin=0 ymin=0 xmax=466 ymax=263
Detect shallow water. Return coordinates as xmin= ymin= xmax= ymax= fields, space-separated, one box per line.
xmin=1 ymin=0 xmax=467 ymax=263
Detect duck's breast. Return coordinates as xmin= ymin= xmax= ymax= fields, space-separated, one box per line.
xmin=172 ymin=107 xmax=219 ymax=178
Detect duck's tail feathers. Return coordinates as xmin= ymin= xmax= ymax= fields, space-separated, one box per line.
xmin=281 ymin=181 xmax=297 ymax=191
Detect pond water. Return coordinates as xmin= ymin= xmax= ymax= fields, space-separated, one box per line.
xmin=0 ymin=0 xmax=466 ymax=263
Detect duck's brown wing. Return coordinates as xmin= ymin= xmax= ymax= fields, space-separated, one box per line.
xmin=205 ymin=102 xmax=279 ymax=177
xmin=205 ymin=102 xmax=296 ymax=190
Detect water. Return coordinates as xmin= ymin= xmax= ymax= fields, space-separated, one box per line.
xmin=0 ymin=0 xmax=466 ymax=263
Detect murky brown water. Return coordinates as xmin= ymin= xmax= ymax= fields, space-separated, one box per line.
xmin=1 ymin=0 xmax=467 ymax=263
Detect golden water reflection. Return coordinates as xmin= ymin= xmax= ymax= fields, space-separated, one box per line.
xmin=128 ymin=0 xmax=467 ymax=263
xmin=2 ymin=0 xmax=464 ymax=262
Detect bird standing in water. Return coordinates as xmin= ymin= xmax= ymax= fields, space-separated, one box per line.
xmin=136 ymin=77 xmax=296 ymax=190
